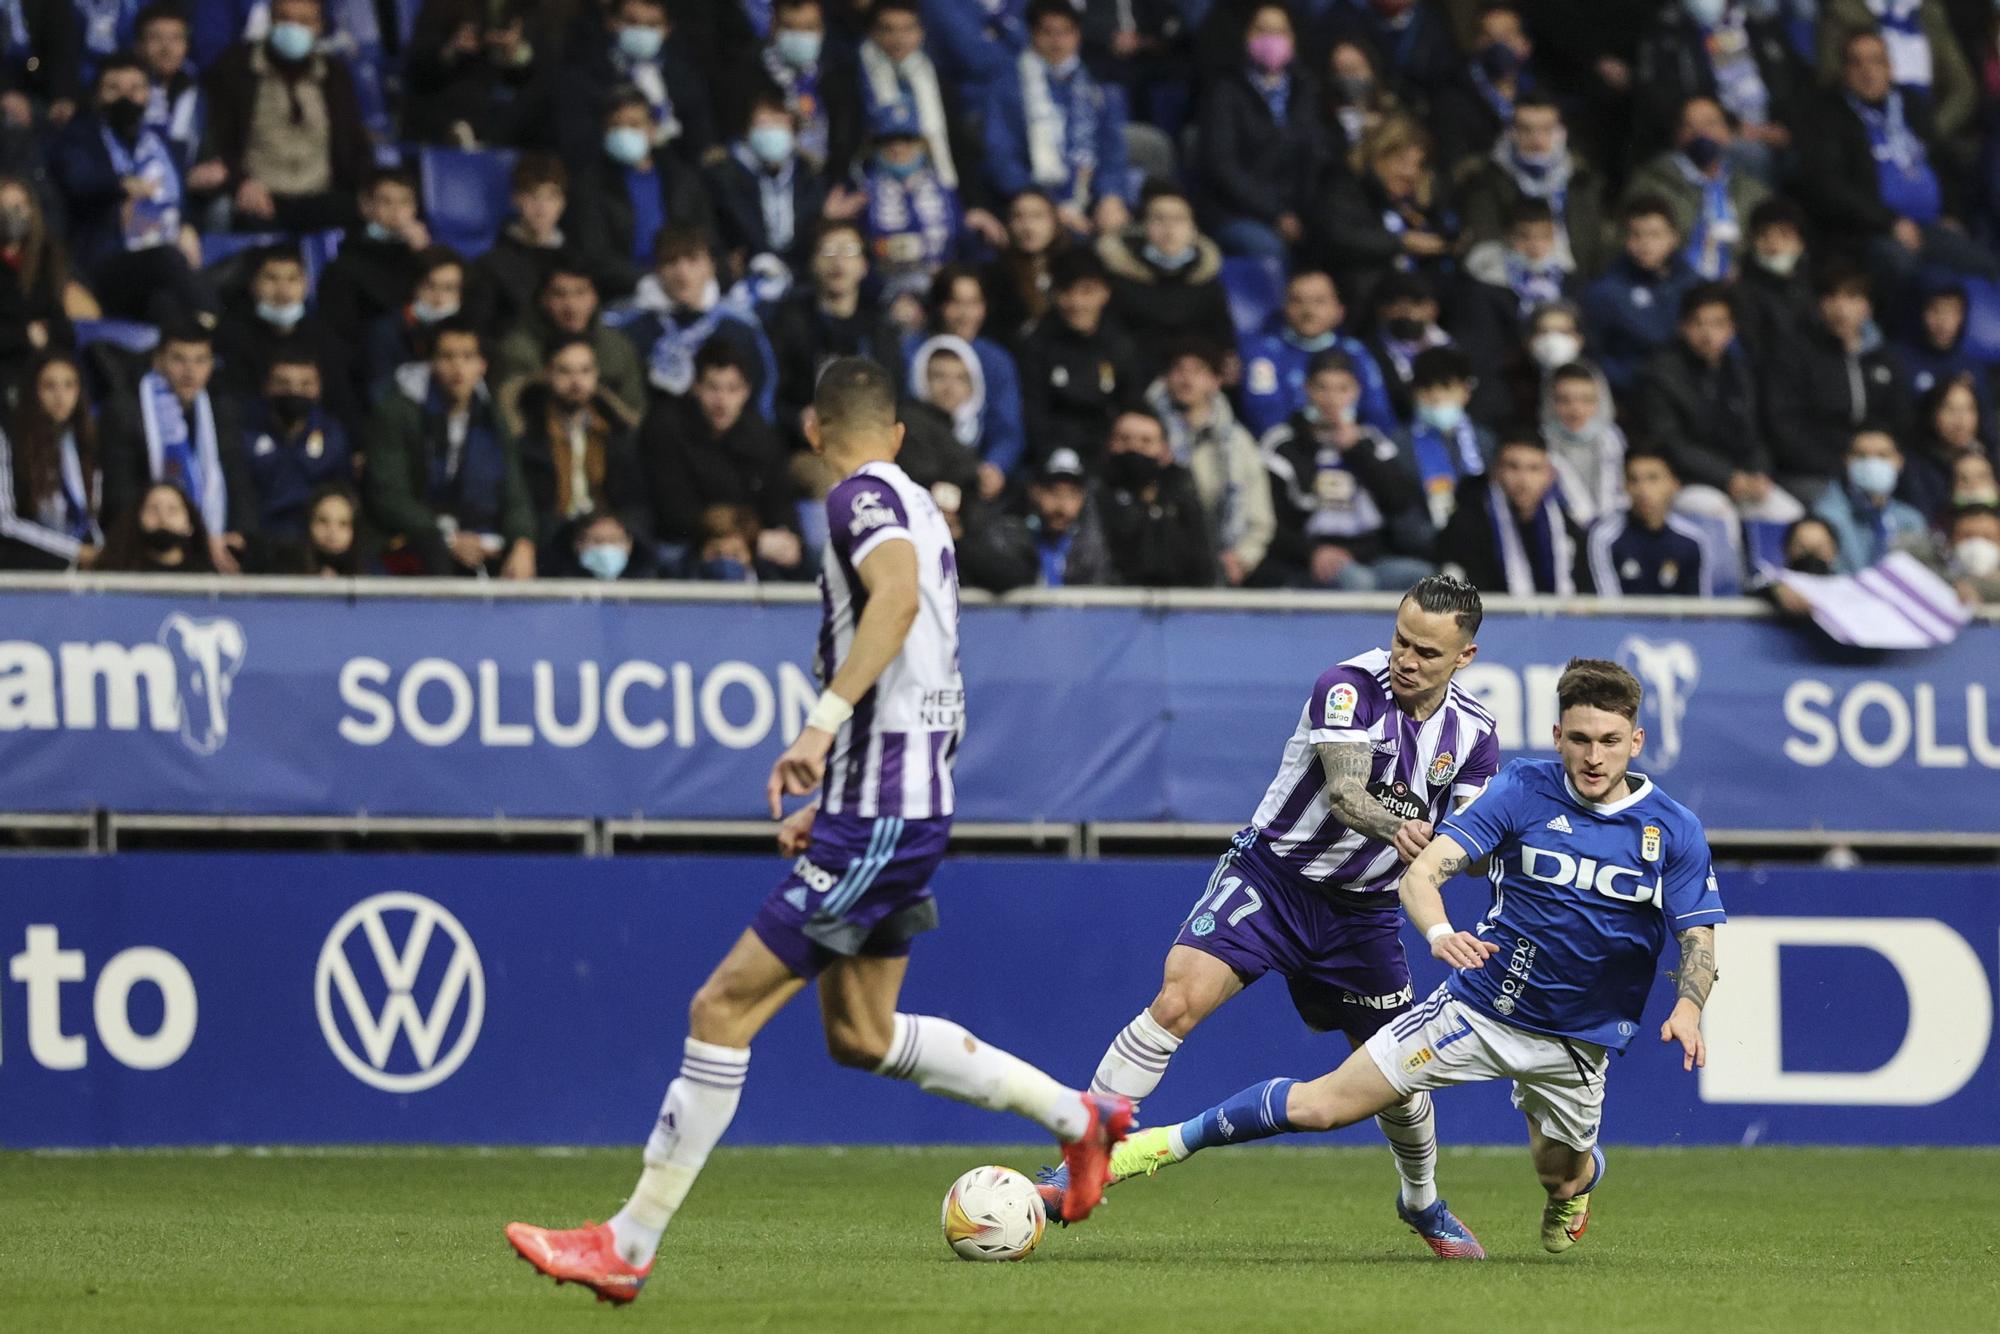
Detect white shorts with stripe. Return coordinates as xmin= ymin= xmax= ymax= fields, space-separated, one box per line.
xmin=1363 ymin=981 xmax=1610 ymax=1151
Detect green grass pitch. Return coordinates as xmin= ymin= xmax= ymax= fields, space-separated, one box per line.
xmin=4 ymin=1145 xmax=1997 ymax=1332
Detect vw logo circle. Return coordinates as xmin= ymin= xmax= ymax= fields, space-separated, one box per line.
xmin=315 ymin=891 xmax=485 ymax=1093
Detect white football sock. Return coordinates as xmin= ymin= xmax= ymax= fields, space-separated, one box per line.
xmin=1377 ymin=1091 xmax=1438 ymax=1211
xmin=877 ymin=1013 xmax=1091 ymax=1141
xmin=1088 ymin=1008 xmax=1183 ymax=1109
xmin=608 ymin=1037 xmax=748 ymax=1266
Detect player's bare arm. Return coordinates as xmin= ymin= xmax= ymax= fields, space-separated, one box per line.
xmin=1394 ymin=833 xmax=1499 ymax=972
xmin=767 ymin=539 xmax=920 ymax=816
xmin=1661 ymin=924 xmax=1718 ymax=1072
xmin=1316 ymin=739 xmax=1426 ymax=852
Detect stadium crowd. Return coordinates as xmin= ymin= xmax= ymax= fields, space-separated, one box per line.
xmin=0 ymin=0 xmax=1997 ymax=603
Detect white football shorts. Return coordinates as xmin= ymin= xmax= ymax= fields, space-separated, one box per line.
xmin=1365 ymin=981 xmax=1610 ymax=1151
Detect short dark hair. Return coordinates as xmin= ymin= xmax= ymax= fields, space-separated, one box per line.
xmin=1027 ymin=0 xmax=1080 ymax=29
xmin=544 ymin=334 xmax=597 ymax=367
xmin=1679 ymin=281 xmax=1732 ymax=322
xmin=653 ymin=224 xmax=712 ymax=265
xmin=1139 ymin=179 xmax=1191 ymax=212
xmin=265 ymin=344 xmax=320 ymax=375
xmin=157 ymin=318 xmax=212 ymax=351
xmin=1549 ymin=362 xmax=1597 ymax=388
xmin=1410 ymin=345 xmax=1471 ymax=391
xmin=1623 ymin=444 xmax=1678 ymax=479
xmin=1747 ymin=196 xmax=1807 ymax=238
xmin=814 ymin=217 xmax=866 ymax=252
xmin=253 ymin=244 xmax=305 ymax=276
xmin=1166 ymin=337 xmax=1224 ymax=375
xmin=1949 ymin=502 xmax=2000 ymax=530
xmin=1047 ymin=247 xmax=1109 ymax=292
xmin=1402 ymin=573 xmax=1483 ymax=638
xmin=94 ymin=53 xmax=146 ymax=88
xmin=430 ymin=317 xmax=484 ymax=357
xmin=361 ymin=166 xmax=417 ymax=198
xmin=1813 ymin=259 xmax=1871 ymax=300
xmin=871 ymin=0 xmax=920 ymax=22
xmin=1512 ymin=90 xmax=1560 ymax=118
xmin=1305 ymin=348 xmax=1359 ymax=382
xmin=1507 ymin=197 xmax=1557 ymax=231
xmin=1621 ymin=193 xmax=1676 ymax=229
xmin=415 ymin=244 xmax=465 ymax=282
xmin=135 ymin=3 xmax=188 ymax=36
xmin=510 ymin=151 xmax=567 ymax=196
xmin=1496 ymin=426 xmax=1548 ymax=454
xmin=1557 ymin=658 xmax=1642 ymax=722
xmin=927 ymin=263 xmax=984 ymax=314
xmin=541 ymin=260 xmax=596 ymax=293
xmin=814 ymin=356 xmax=897 ymax=439
xmin=694 ymin=336 xmax=755 ymax=382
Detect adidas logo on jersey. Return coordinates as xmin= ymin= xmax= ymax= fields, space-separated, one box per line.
xmin=1545 ymin=815 xmax=1574 ymax=834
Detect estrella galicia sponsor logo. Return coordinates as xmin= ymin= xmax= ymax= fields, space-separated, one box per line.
xmin=0 ymin=614 xmax=246 ymax=754
xmin=315 ymin=892 xmax=484 ymax=1093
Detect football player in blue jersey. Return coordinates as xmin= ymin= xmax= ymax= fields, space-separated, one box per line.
xmin=1093 ymin=658 xmax=1724 ymax=1254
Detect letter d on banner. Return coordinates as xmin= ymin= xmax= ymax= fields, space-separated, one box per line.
xmin=1701 ymin=917 xmax=1992 ymax=1106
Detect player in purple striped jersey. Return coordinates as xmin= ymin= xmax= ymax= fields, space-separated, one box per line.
xmin=505 ymin=359 xmax=1131 ymax=1306
xmin=1042 ymin=575 xmax=1501 ymax=1259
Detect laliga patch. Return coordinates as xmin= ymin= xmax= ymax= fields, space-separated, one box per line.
xmin=1325 ymin=682 xmax=1359 ymax=727
xmin=1642 ymin=824 xmax=1662 ymax=862
xmin=1427 ymin=750 xmax=1456 ymax=787
xmin=1403 ymin=1046 xmax=1435 ymax=1073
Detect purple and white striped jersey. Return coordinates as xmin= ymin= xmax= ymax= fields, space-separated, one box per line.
xmin=1241 ymin=648 xmax=1501 ymax=900
xmin=817 ymin=460 xmax=964 ymax=820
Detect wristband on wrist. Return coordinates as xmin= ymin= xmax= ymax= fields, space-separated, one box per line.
xmin=1425 ymin=923 xmax=1455 ymax=944
xmin=805 ymin=690 xmax=854 ymax=734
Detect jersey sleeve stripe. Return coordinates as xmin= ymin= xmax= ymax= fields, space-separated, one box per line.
xmin=1306 ymin=726 xmax=1369 ymax=745
xmin=1437 ymin=819 xmax=1489 ymax=858
xmin=1673 ymin=908 xmax=1728 ymax=924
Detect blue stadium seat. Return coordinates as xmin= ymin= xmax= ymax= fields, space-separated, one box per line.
xmin=1221 ymin=255 xmax=1285 ymax=339
xmin=301 ymin=229 xmax=346 ymax=293
xmin=1743 ymin=519 xmax=1791 ymax=576
xmin=1680 ymin=512 xmax=1742 ymax=597
xmin=73 ymin=319 xmax=161 ymax=355
xmin=199 ymin=230 xmax=287 ymax=270
xmin=1957 ymin=275 xmax=2000 ymax=363
xmin=419 ymin=147 xmax=518 ymax=258
xmin=393 ymin=0 xmax=422 ymax=49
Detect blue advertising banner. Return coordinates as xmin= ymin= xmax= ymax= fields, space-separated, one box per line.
xmin=0 ymin=587 xmax=1996 ymax=831
xmin=1 ymin=855 xmax=1994 ymax=1148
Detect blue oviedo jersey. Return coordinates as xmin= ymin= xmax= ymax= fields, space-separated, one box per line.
xmin=1438 ymin=759 xmax=1726 ymax=1051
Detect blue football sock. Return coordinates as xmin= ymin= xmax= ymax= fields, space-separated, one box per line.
xmin=1176 ymin=1078 xmax=1300 ymax=1155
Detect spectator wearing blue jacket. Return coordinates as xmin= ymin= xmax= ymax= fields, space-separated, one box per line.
xmin=919 ymin=0 xmax=1024 ymax=92
xmin=1812 ymin=424 xmax=1933 ymax=573
xmin=1895 ymin=282 xmax=1995 ymax=404
xmin=49 ymin=53 xmax=208 ymax=325
xmin=909 ymin=264 xmax=1026 ymax=499
xmin=1580 ymin=193 xmax=1698 ymax=395
xmin=983 ymin=0 xmax=1132 ymax=236
xmin=240 ymin=349 xmax=354 ymax=542
xmin=1238 ymin=270 xmax=1394 ymax=440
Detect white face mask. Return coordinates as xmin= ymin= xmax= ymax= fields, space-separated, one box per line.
xmin=1756 ymin=248 xmax=1801 ymax=277
xmin=1955 ymin=535 xmax=2000 ymax=578
xmin=1531 ymin=331 xmax=1582 ymax=369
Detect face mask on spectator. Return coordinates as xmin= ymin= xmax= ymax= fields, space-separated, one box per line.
xmin=1285 ymin=328 xmax=1336 ymax=352
xmin=412 ymin=297 xmax=460 ymax=325
xmin=1789 ymin=553 xmax=1832 ymax=576
xmin=580 ymin=544 xmax=630 ymax=580
xmin=618 ymin=25 xmax=665 ymax=61
xmin=102 ymin=98 xmax=145 ymax=138
xmin=1247 ymin=33 xmax=1293 ymax=72
xmin=1416 ymin=400 xmax=1465 ymax=432
xmin=1955 ymin=536 xmax=2000 ymax=577
xmin=879 ymin=151 xmax=927 ymax=181
xmin=142 ymin=527 xmax=189 ymax=557
xmin=1333 ymin=73 xmax=1374 ymax=104
xmin=1385 ymin=316 xmax=1425 ymax=341
xmin=1848 ymin=456 xmax=1898 ymax=496
xmin=1142 ymin=243 xmax=1197 ymax=270
xmin=365 ymin=221 xmax=404 ymax=244
xmin=775 ymin=28 xmax=822 ymax=66
xmin=1530 ymin=331 xmax=1582 ymax=369
xmin=269 ymin=21 xmax=316 ymax=62
xmin=1683 ymin=0 xmax=1728 ymax=27
xmin=1756 ymin=248 xmax=1800 ymax=277
xmin=257 ymin=299 xmax=305 ymax=328
xmin=1955 ymin=484 xmax=2000 ymax=507
xmin=605 ymin=126 xmax=650 ymax=165
xmin=1107 ymin=451 xmax=1164 ymax=488
xmin=1683 ymin=135 xmax=1725 ymax=172
xmin=269 ymin=393 xmax=313 ymax=427
xmin=749 ymin=125 xmax=795 ymax=166
xmin=0 ymin=207 xmax=30 ymax=244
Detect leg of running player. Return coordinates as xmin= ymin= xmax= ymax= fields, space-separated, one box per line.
xmin=1088 ymin=945 xmax=1244 ymax=1105
xmin=1526 ymin=1115 xmax=1603 ymax=1253
xmin=1334 ymin=1027 xmax=1479 ymax=1258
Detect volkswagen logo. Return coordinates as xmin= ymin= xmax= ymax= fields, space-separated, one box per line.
xmin=315 ymin=891 xmax=484 ymax=1093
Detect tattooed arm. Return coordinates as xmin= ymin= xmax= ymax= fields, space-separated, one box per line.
xmin=1395 ymin=832 xmax=1498 ymax=971
xmin=1661 ymin=925 xmax=1718 ymax=1072
xmin=1314 ymin=739 xmax=1408 ymax=844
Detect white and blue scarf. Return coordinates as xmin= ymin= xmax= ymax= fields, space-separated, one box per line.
xmin=866 ymin=164 xmax=958 ymax=297
xmin=101 ymin=123 xmax=181 ymax=250
xmin=1490 ymin=481 xmax=1576 ymax=596
xmin=761 ymin=44 xmax=829 ymax=167
xmin=615 ymin=49 xmax=682 ymax=146
xmin=145 ymin=67 xmax=204 ymax=169
xmin=1019 ymin=51 xmax=1099 ymax=208
xmin=140 ymin=370 xmax=226 ymax=532
xmin=1677 ymin=155 xmax=1739 ymax=280
xmin=1867 ymin=0 xmax=1932 ymax=91
xmin=860 ymin=40 xmax=957 ymax=188
xmin=1701 ymin=7 xmax=1770 ymax=126
xmin=78 ymin=0 xmax=136 ymax=59
xmin=731 ymin=142 xmax=797 ymax=254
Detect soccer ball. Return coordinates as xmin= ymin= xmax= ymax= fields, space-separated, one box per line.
xmin=940 ymin=1165 xmax=1046 ymax=1262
